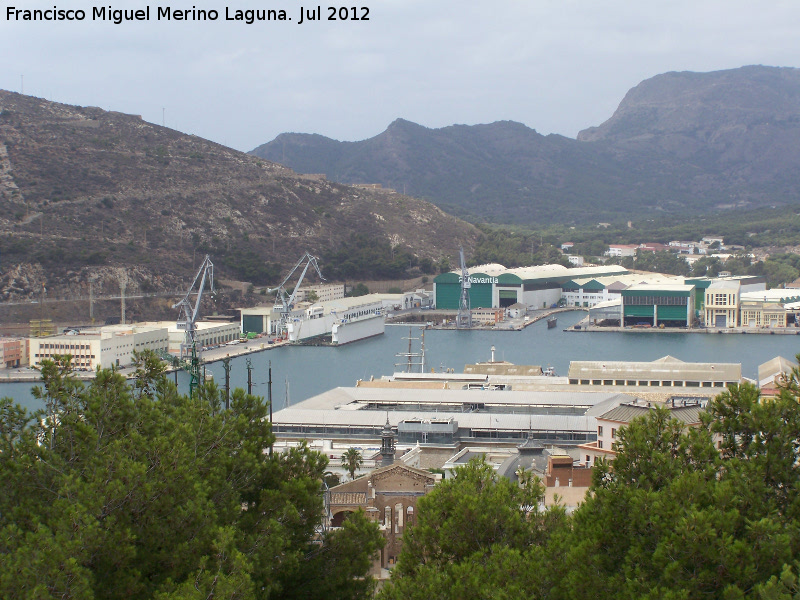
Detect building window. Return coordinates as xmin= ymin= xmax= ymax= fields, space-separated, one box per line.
xmin=598 ymin=426 xmax=603 ymax=436
xmin=598 ymin=440 xmax=603 ymax=449
xmin=611 ymin=428 xmax=617 ymax=438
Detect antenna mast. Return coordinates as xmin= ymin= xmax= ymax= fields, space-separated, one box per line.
xmin=395 ymin=327 xmax=426 ymax=373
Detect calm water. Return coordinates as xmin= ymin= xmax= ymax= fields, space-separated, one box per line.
xmin=5 ymin=311 xmax=799 ymax=412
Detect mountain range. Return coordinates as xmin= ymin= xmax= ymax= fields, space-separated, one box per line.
xmin=251 ymin=65 xmax=800 ymax=224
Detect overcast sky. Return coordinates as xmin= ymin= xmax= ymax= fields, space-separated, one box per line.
xmin=2 ymin=0 xmax=800 ymax=151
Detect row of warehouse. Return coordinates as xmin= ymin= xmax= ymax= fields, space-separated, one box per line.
xmin=434 ymin=263 xmax=800 ymax=328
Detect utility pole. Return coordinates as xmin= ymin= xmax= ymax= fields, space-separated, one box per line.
xmin=89 ymin=278 xmax=95 ymax=324
xmin=246 ymin=357 xmax=253 ymax=395
xmin=268 ymin=361 xmax=273 ymax=456
xmin=222 ymin=355 xmax=231 ymax=410
xmin=119 ymin=271 xmax=127 ymax=325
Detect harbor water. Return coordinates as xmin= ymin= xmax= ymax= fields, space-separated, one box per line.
xmin=5 ymin=311 xmax=800 ymax=413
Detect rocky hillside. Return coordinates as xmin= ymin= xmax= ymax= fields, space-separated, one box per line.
xmin=251 ymin=65 xmax=800 ymax=224
xmin=0 ymin=91 xmax=477 ymax=306
xmin=254 ymin=119 xmax=628 ymax=223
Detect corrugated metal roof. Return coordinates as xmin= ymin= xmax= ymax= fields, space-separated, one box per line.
xmin=758 ymin=356 xmax=796 ymax=386
xmin=625 ymin=283 xmax=695 ymax=292
xmin=568 ymin=356 xmax=740 ymax=382
xmin=289 ymin=386 xmax=635 ymax=410
xmin=599 ymin=403 xmax=704 ymax=425
xmin=272 ymin=407 xmax=596 ymax=432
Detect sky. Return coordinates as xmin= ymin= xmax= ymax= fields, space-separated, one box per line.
xmin=2 ymin=0 xmax=800 ymax=152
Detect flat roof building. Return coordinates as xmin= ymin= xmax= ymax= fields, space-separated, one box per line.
xmin=568 ymin=355 xmax=741 ymax=389
xmin=272 ymin=386 xmax=634 ymax=447
xmin=30 ymin=324 xmax=169 ymax=371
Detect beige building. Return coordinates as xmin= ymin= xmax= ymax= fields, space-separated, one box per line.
xmin=471 ymin=307 xmax=504 ymax=325
xmin=0 ymin=338 xmax=27 ymax=368
xmin=30 ymin=324 xmax=169 ymax=371
xmin=740 ymin=301 xmax=787 ymax=328
xmin=704 ymin=279 xmax=740 ymax=328
xmin=578 ymin=399 xmax=706 ymax=466
xmin=295 ymin=283 xmax=345 ymax=303
xmin=568 ymin=356 xmax=741 ymax=389
xmin=139 ymin=320 xmax=240 ymax=353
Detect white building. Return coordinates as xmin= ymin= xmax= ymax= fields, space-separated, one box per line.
xmin=605 ymin=245 xmax=638 ymax=258
xmin=567 ymin=255 xmax=585 ymax=267
xmin=295 ymin=283 xmax=345 ymax=303
xmin=30 ymin=324 xmax=169 ymax=371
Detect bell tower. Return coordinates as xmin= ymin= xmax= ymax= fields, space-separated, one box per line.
xmin=380 ymin=415 xmax=395 ymax=467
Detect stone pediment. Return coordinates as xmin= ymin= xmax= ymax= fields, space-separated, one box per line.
xmin=369 ymin=463 xmax=436 ymax=485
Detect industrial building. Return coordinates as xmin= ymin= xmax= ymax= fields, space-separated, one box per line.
xmin=433 ymin=264 xmax=629 ymax=310
xmin=294 ymin=283 xmax=345 ymax=303
xmin=620 ymin=283 xmax=695 ymax=327
xmin=567 ymin=356 xmax=741 ymax=389
xmin=30 ymin=324 xmax=169 ymax=371
xmin=702 ymin=282 xmax=797 ymax=328
xmin=271 ymin=386 xmax=635 ymax=447
xmin=562 ymin=273 xmax=684 ymax=309
xmin=0 ymin=338 xmax=27 ymax=368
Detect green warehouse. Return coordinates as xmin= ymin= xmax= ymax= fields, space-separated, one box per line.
xmin=434 ymin=264 xmax=629 ymax=310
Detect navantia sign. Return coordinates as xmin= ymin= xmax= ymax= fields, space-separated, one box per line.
xmin=458 ymin=276 xmax=498 ymax=285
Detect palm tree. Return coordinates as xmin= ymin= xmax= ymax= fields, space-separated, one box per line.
xmin=340 ymin=448 xmax=363 ymax=480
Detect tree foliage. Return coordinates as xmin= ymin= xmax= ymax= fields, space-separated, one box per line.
xmin=379 ymin=458 xmax=565 ymax=600
xmin=340 ymin=447 xmax=363 ymax=480
xmin=552 ymin=378 xmax=800 ymax=600
xmin=322 ymin=234 xmax=421 ymax=280
xmin=0 ymin=352 xmax=381 ymax=600
xmin=381 ymin=359 xmax=800 ymax=600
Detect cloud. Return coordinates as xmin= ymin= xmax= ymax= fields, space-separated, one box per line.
xmin=2 ymin=0 xmax=799 ymax=150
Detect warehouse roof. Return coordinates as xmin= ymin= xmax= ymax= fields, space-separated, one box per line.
xmin=274 ymin=407 xmax=600 ymax=433
xmin=598 ymin=402 xmax=705 ymax=426
xmin=758 ymin=356 xmax=796 ymax=387
xmin=741 ymin=290 xmax=800 ymax=304
xmin=623 ymin=283 xmax=695 ymax=293
xmin=283 ymin=386 xmax=634 ymax=412
xmin=568 ymin=356 xmax=741 ymax=383
xmin=435 ymin=264 xmax=629 ymax=285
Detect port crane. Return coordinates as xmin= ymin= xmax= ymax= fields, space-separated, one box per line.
xmin=456 ymin=246 xmax=472 ymax=329
xmin=172 ymin=254 xmax=215 ymax=396
xmin=269 ymin=252 xmax=325 ymax=335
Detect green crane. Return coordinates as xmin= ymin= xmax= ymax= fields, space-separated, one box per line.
xmin=172 ymin=255 xmax=215 ymax=397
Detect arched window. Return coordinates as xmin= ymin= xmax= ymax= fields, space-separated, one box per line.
xmin=394 ymin=503 xmax=403 ymax=533
xmin=384 ymin=505 xmax=391 ymax=527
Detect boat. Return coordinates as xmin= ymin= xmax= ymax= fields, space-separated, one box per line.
xmin=547 ymin=315 xmax=558 ymax=329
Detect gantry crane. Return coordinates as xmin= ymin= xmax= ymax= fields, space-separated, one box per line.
xmin=269 ymin=252 xmax=325 ymax=336
xmin=456 ymin=246 xmax=472 ymax=329
xmin=172 ymin=254 xmax=215 ymax=396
